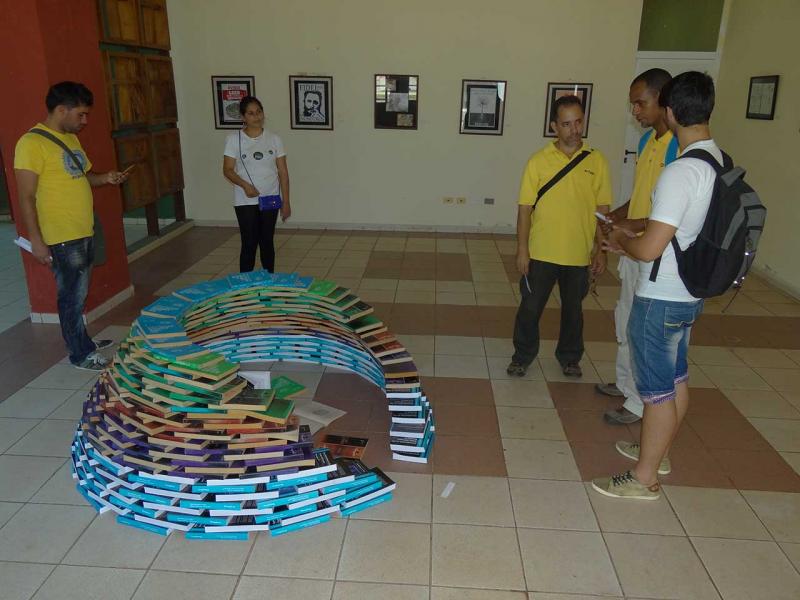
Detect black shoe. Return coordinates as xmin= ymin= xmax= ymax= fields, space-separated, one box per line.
xmin=94 ymin=338 xmax=114 ymax=350
xmin=603 ymin=407 xmax=642 ymax=425
xmin=562 ymin=362 xmax=582 ymax=377
xmin=595 ymin=383 xmax=625 ymax=397
xmin=506 ymin=361 xmax=528 ymax=377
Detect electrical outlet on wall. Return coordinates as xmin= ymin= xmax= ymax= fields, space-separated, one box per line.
xmin=484 ymin=197 xmax=495 ymax=205
xmin=455 ymin=197 xmax=466 ymax=204
xmin=443 ymin=197 xmax=454 ymax=204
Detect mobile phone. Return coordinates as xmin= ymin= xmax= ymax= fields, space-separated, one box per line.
xmin=595 ymin=211 xmax=612 ymax=224
xmin=121 ymin=164 xmax=136 ymax=176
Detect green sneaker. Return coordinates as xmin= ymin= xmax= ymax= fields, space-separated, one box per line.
xmin=591 ymin=470 xmax=661 ymax=500
xmin=615 ymin=440 xmax=671 ymax=475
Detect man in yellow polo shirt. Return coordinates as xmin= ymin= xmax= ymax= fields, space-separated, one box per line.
xmin=596 ymin=69 xmax=678 ymax=425
xmin=507 ymin=95 xmax=611 ymax=378
xmin=14 ymin=81 xmax=128 ymax=371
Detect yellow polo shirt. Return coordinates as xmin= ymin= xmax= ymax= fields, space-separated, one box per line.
xmin=518 ymin=142 xmax=612 ymax=266
xmin=628 ymin=129 xmax=675 ymax=220
xmin=14 ymin=123 xmax=94 ymax=245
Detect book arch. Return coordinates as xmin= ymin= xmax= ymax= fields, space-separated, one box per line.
xmin=70 ymin=272 xmax=434 ymax=539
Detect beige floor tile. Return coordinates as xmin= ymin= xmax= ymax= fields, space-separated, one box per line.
xmin=487 ymin=357 xmax=545 ymax=381
xmin=436 ymin=281 xmax=474 ymax=293
xmin=435 ymin=355 xmax=489 ymax=379
xmin=396 ymin=290 xmax=436 ymax=304
xmin=333 ymin=258 xmax=369 ymax=269
xmin=692 ymin=537 xmax=800 ymax=600
xmin=7 ymin=419 xmax=78 ymax=457
xmin=245 ymin=518 xmax=345 ymax=579
xmin=497 ymin=407 xmax=565 ymax=440
xmin=25 ymin=364 xmax=97 ymax=391
xmin=374 ymin=239 xmax=406 ymax=251
xmin=782 ymin=390 xmax=800 ymax=410
xmin=40 ymin=389 xmax=87 ymax=421
xmin=491 ymin=380 xmax=553 ymax=408
xmin=0 ymin=562 xmax=54 ymax=600
xmin=604 ymin=533 xmax=719 ymax=599
xmin=30 ymin=462 xmax=89 ymax=505
xmin=755 ymin=367 xmax=800 ymax=392
xmin=333 ymin=581 xmax=428 ymax=600
xmin=690 ymin=346 xmax=746 ymax=366
xmin=406 ymin=238 xmax=436 ymax=252
xmin=328 ymin=267 xmax=365 ymax=280
xmin=398 ymin=279 xmax=436 ymax=292
xmin=781 ymin=452 xmax=800 ymax=476
xmin=0 ymin=418 xmax=39 ymax=453
xmin=472 ymin=270 xmax=511 ymax=283
xmin=783 ymin=349 xmax=800 ymax=367
xmin=436 ymin=239 xmax=467 ymax=253
xmin=528 ymin=594 xmax=621 ymax=600
xmin=356 ymin=289 xmax=396 ymax=303
xmin=742 ymin=490 xmax=800 ymax=542
xmin=0 ymin=503 xmax=95 ymax=563
xmin=0 ymin=387 xmax=74 ymax=419
xmin=234 ymin=576 xmax=333 ymax=600
xmin=0 ymin=502 xmax=21 ymax=528
xmin=511 ymin=479 xmax=598 ymax=531
xmin=436 ymin=291 xmax=477 ymax=305
xmin=434 ymin=589 xmax=527 ymax=599
xmin=433 ymin=475 xmax=514 ymax=526
xmin=474 ymin=280 xmax=508 ymax=293
xmin=699 ymin=365 xmax=770 ymax=390
xmin=593 ymin=361 xmax=617 ymax=384
xmin=33 ymin=565 xmax=144 ymax=600
xmin=664 ymin=486 xmax=770 ymax=540
xmin=338 ymin=520 xmax=430 ymax=585
xmin=352 ymin=472 xmax=432 ymax=523
xmin=517 ymin=529 xmax=621 ymax=595
xmin=435 ymin=335 xmax=485 ymax=356
xmin=586 ymin=482 xmax=684 ymax=535
xmin=687 ymin=364 xmax=716 ymax=388
xmin=780 ymin=541 xmax=800 ymax=571
xmin=483 ymin=337 xmax=514 ymax=357
xmin=503 ymin=438 xmax=580 ymax=480
xmin=584 ymin=341 xmax=619 ymax=363
xmin=540 ymin=358 xmax=601 ymax=384
xmin=133 ymin=570 xmax=237 ymax=600
xmin=413 ymin=353 xmax=435 ymax=376
xmin=732 ymin=347 xmax=797 ymax=369
xmin=766 ymin=304 xmax=800 ymax=316
xmin=724 ymin=389 xmax=800 ymax=419
xmin=63 ymin=512 xmax=166 ymax=569
xmin=432 ymin=524 xmax=525 ymax=590
xmin=748 ymin=418 xmax=800 ymax=452
xmin=398 ymin=334 xmax=435 ymax=355
xmin=152 ymin=529 xmax=254 ymax=574
xmin=0 ymin=455 xmax=66 ymax=502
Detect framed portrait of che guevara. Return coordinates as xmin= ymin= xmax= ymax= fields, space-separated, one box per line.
xmin=289 ymin=75 xmax=333 ymax=130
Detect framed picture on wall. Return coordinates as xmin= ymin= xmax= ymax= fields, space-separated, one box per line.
xmin=290 ymin=75 xmax=333 ymax=130
xmin=542 ymin=82 xmax=593 ymax=138
xmin=374 ymin=74 xmax=419 ymax=130
xmin=459 ymin=79 xmax=507 ymax=135
xmin=211 ymin=75 xmax=255 ymax=129
xmin=746 ymin=75 xmax=779 ymax=120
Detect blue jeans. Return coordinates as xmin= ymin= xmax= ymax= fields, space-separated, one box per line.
xmin=50 ymin=237 xmax=96 ymax=365
xmin=627 ymin=295 xmax=704 ymax=405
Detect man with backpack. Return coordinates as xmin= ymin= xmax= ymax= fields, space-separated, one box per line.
xmin=14 ymin=82 xmax=129 ymax=371
xmin=507 ymin=94 xmax=611 ymax=379
xmin=596 ymin=69 xmax=678 ymax=426
xmin=592 ymin=71 xmax=765 ymax=499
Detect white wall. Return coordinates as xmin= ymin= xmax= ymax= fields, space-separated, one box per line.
xmin=714 ymin=0 xmax=800 ymax=294
xmin=167 ymin=0 xmax=642 ymax=231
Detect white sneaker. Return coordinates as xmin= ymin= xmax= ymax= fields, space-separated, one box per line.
xmin=74 ymin=352 xmax=109 ymax=372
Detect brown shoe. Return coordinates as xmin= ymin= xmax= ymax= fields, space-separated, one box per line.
xmin=603 ymin=407 xmax=641 ymax=425
xmin=562 ymin=362 xmax=582 ymax=377
xmin=595 ymin=383 xmax=625 ymax=397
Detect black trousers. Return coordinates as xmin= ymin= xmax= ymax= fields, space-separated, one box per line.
xmin=234 ymin=205 xmax=279 ymax=273
xmin=512 ymin=259 xmax=590 ymax=366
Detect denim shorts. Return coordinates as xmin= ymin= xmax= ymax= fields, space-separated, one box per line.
xmin=627 ymin=295 xmax=704 ymax=405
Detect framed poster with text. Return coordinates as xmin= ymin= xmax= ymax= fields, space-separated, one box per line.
xmin=374 ymin=74 xmax=419 ymax=130
xmin=212 ymin=75 xmax=255 ymax=129
xmin=290 ymin=75 xmax=333 ymax=130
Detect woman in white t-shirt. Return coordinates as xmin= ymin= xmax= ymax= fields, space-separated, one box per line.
xmin=223 ymin=96 xmax=291 ymax=272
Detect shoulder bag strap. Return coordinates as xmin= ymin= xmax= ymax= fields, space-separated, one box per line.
xmin=238 ymin=130 xmax=257 ymax=189
xmin=533 ymin=149 xmax=592 ymax=210
xmin=29 ymin=128 xmax=86 ymax=176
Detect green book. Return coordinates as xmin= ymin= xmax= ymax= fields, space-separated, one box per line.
xmin=306 ymin=279 xmax=338 ymax=298
xmin=270 ymin=375 xmax=306 ymax=399
xmin=263 ymin=397 xmax=295 ymax=423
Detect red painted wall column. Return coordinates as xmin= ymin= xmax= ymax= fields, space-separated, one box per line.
xmin=0 ymin=0 xmax=131 ymax=316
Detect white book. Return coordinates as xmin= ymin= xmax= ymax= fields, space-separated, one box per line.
xmin=209 ymin=507 xmax=275 ymax=517
xmin=392 ymin=452 xmax=430 ymax=463
xmin=133 ymin=514 xmax=191 ymax=532
xmin=204 ymin=522 xmax=271 ymax=533
xmin=143 ymin=502 xmax=202 ymax=516
xmin=276 ymin=463 xmax=337 ymax=481
xmin=279 ymin=504 xmax=339 ymax=527
xmin=138 ymin=471 xmax=197 ymax=485
xmin=143 ymin=487 xmax=205 ymax=501
xmin=214 ymin=490 xmax=280 ymax=502
xmin=288 ymin=489 xmax=344 ymax=510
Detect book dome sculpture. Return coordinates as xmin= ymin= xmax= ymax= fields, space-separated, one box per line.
xmin=70 ymin=271 xmax=434 ymax=539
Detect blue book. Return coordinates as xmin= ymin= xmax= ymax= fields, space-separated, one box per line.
xmin=166 ymin=513 xmax=228 ymax=526
xmin=253 ymin=503 xmax=316 ymax=524
xmin=179 ymin=500 xmax=241 ymax=511
xmin=141 ymin=295 xmax=193 ymax=320
xmin=270 ymin=514 xmax=331 ymax=537
xmin=134 ymin=315 xmax=185 ymax=339
xmin=186 ymin=530 xmax=249 ymax=541
xmin=117 ymin=515 xmax=170 ymax=536
xmin=340 ymin=492 xmax=393 ymax=517
xmin=175 ymin=279 xmax=234 ymax=303
xmin=227 ymin=270 xmax=277 ymax=290
xmin=256 ymin=490 xmax=319 ymax=510
xmin=118 ymin=487 xmax=173 ymax=506
xmin=191 ymin=484 xmax=257 ymax=494
xmin=129 ymin=474 xmax=183 ymax=491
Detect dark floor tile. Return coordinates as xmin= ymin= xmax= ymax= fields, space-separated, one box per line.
xmin=662 ymin=443 xmax=734 ymax=488
xmin=433 ymin=434 xmax=506 ymax=476
xmin=570 ymin=441 xmax=634 ymax=482
xmin=480 ymin=321 xmax=513 ymax=338
xmin=709 ymin=448 xmax=800 ymax=493
xmin=433 ymin=404 xmax=500 ymax=437
xmin=435 ymin=317 xmax=482 ymax=336
xmin=558 ymin=410 xmax=635 ymax=444
xmin=424 ymin=377 xmax=494 ymax=406
xmin=548 ymin=382 xmax=618 ymax=413
xmin=400 ymin=269 xmax=436 ymax=280
xmin=688 ymin=388 xmax=742 ymax=417
xmin=363 ymin=267 xmax=402 ymax=279
xmin=686 ymin=414 xmax=773 ymax=452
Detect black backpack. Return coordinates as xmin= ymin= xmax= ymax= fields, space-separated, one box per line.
xmin=649 ymin=148 xmax=766 ymax=298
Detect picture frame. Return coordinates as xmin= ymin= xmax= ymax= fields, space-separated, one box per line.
xmin=542 ymin=82 xmax=593 ymax=138
xmin=211 ymin=75 xmax=255 ymax=129
xmin=746 ymin=75 xmax=779 ymax=120
xmin=374 ymin=74 xmax=419 ymax=130
xmin=290 ymin=75 xmax=333 ymax=130
xmin=460 ymin=79 xmax=507 ymax=136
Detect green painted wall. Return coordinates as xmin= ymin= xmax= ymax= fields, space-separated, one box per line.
xmin=639 ymin=0 xmax=724 ymax=51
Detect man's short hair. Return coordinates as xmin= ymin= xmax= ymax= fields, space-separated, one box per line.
xmin=550 ymin=95 xmax=583 ymax=123
xmin=631 ymin=68 xmax=672 ymax=94
xmin=304 ymin=90 xmax=322 ymax=103
xmin=659 ymin=71 xmax=715 ymax=126
xmin=46 ymin=81 xmax=93 ymax=112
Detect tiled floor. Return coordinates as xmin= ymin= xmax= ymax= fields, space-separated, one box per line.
xmin=1 ymin=226 xmax=800 ymax=599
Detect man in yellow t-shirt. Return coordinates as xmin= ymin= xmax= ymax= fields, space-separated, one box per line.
xmin=596 ymin=69 xmax=677 ymax=425
xmin=14 ymin=81 xmax=129 ymax=371
xmin=507 ymin=95 xmax=612 ymax=379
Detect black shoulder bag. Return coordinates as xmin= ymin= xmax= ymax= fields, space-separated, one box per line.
xmin=28 ymin=128 xmax=106 ymax=266
xmin=533 ymin=149 xmax=592 ymax=209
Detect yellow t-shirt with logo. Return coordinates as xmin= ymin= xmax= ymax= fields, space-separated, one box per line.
xmin=518 ymin=142 xmax=612 ymax=266
xmin=13 ymin=123 xmax=94 ymax=245
xmin=628 ymin=129 xmax=674 ymax=220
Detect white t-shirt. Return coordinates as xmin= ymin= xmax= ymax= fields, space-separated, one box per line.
xmin=223 ymin=129 xmax=286 ymax=206
xmin=636 ymin=139 xmax=723 ymax=302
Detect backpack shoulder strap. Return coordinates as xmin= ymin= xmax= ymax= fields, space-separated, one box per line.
xmin=28 ymin=128 xmax=86 ymax=176
xmin=648 ymin=238 xmax=682 ymax=282
xmin=637 ymin=129 xmax=653 ymax=156
xmin=533 ymin=149 xmax=591 ymax=210
xmin=664 ymin=135 xmax=679 ymax=165
xmin=680 ymin=148 xmax=728 ymax=175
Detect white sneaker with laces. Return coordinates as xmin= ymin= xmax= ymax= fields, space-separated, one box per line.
xmin=74 ymin=352 xmax=109 ymax=372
